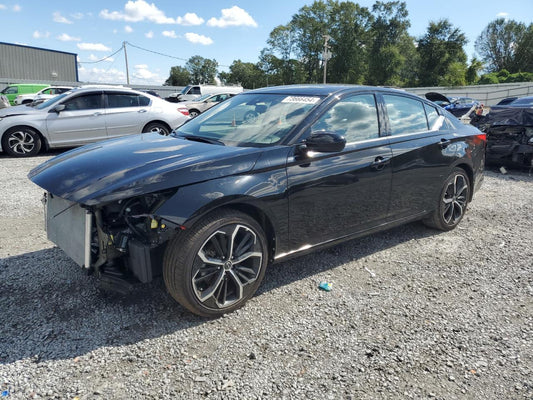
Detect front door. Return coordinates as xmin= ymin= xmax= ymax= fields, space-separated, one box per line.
xmin=45 ymin=92 xmax=106 ymax=147
xmin=287 ymin=93 xmax=392 ymax=250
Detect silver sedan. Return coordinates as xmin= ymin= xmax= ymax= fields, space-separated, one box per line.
xmin=0 ymin=86 xmax=189 ymax=157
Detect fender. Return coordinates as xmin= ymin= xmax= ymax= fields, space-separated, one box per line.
xmin=154 ymin=147 xmax=292 ymax=255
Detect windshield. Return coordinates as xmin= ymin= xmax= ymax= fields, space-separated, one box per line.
xmin=175 ymin=93 xmax=323 ymax=147
xmin=35 ymin=92 xmax=71 ymax=109
xmin=195 ymin=93 xmax=213 ymax=102
xmin=180 ymin=85 xmax=192 ymax=95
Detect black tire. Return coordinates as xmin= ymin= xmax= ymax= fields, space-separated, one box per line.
xmin=423 ymin=167 xmax=470 ymax=231
xmin=163 ymin=209 xmax=268 ymax=317
xmin=189 ymin=109 xmax=200 ymax=118
xmin=1 ymin=126 xmax=42 ymax=157
xmin=143 ymin=122 xmax=170 ymax=136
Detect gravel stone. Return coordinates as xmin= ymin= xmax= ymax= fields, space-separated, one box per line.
xmin=0 ymin=153 xmax=532 ymax=399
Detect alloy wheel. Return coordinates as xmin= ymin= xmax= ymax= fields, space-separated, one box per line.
xmin=192 ymin=224 xmax=263 ymax=308
xmin=7 ymin=130 xmax=35 ymax=155
xmin=442 ymin=174 xmax=468 ymax=225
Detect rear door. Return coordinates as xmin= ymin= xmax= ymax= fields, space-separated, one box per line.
xmin=104 ymin=91 xmax=152 ymax=138
xmin=45 ymin=92 xmax=107 ymax=146
xmin=382 ymin=94 xmax=458 ymax=220
xmin=287 ymin=93 xmax=392 ymax=249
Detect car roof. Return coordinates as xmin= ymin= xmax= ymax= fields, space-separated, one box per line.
xmin=248 ymin=84 xmax=409 ymax=97
xmin=66 ymin=86 xmax=140 ymax=94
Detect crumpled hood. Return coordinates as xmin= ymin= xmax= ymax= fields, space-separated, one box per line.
xmin=28 ymin=133 xmax=262 ymax=205
xmin=425 ymin=92 xmax=450 ymax=105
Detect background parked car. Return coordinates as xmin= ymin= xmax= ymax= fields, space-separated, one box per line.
xmin=165 ymin=85 xmax=243 ymax=102
xmin=0 ymin=86 xmax=189 ymax=157
xmin=15 ymin=86 xmax=74 ymax=105
xmin=0 ymin=83 xmax=49 ymax=106
xmin=177 ymin=92 xmax=236 ymax=117
xmin=425 ymin=92 xmax=480 ymax=117
xmin=496 ymin=97 xmax=519 ymax=106
xmin=504 ymin=96 xmax=533 ymax=107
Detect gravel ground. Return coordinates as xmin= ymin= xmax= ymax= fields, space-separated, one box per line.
xmin=0 ymin=153 xmax=532 ymax=399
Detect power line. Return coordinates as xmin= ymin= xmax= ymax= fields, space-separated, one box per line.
xmin=125 ymin=41 xmax=231 ymax=68
xmin=78 ymin=46 xmax=123 ymax=64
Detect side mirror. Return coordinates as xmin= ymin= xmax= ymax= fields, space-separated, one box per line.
xmin=305 ymin=131 xmax=346 ymax=153
xmin=50 ymin=104 xmax=66 ymax=113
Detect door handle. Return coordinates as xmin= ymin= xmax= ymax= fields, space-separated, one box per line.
xmin=92 ymin=112 xmax=102 ymax=116
xmin=371 ymin=156 xmax=390 ymax=171
xmin=439 ymin=138 xmax=451 ymax=148
xmin=138 ymin=109 xmax=147 ymax=113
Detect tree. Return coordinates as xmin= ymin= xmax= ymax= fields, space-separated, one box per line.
xmin=223 ymin=60 xmax=268 ymax=89
xmin=475 ymin=19 xmax=528 ymax=73
xmin=367 ymin=1 xmax=413 ymax=86
xmin=465 ymin=58 xmax=483 ymax=84
xmin=262 ymin=24 xmax=306 ymax=85
xmin=417 ymin=19 xmax=468 ymax=86
xmin=185 ymin=56 xmax=219 ymax=84
xmin=327 ymin=1 xmax=373 ymax=84
xmin=164 ymin=66 xmax=191 ymax=86
xmin=511 ymin=23 xmax=533 ymax=72
xmin=290 ymin=1 xmax=330 ymax=83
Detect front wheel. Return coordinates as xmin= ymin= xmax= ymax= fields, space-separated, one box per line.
xmin=423 ymin=167 xmax=470 ymax=231
xmin=163 ymin=210 xmax=268 ymax=317
xmin=1 ymin=126 xmax=42 ymax=157
xmin=143 ymin=122 xmax=170 ymax=136
xmin=188 ymin=109 xmax=200 ymax=118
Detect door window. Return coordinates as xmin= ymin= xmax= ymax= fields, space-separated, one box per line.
xmin=190 ymin=86 xmax=201 ymax=95
xmin=63 ymin=94 xmax=103 ymax=111
xmin=2 ymin=86 xmax=18 ymax=94
xmin=383 ymin=95 xmax=428 ymax=135
xmin=107 ymin=93 xmax=149 ymax=108
xmin=311 ymin=94 xmax=379 ymax=143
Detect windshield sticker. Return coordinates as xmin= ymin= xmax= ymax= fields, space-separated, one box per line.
xmin=282 ymin=96 xmax=321 ymax=104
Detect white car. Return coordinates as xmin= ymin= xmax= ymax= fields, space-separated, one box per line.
xmin=0 ymin=87 xmax=189 ymax=157
xmin=177 ymin=92 xmax=236 ymax=117
xmin=14 ymin=86 xmax=73 ymax=105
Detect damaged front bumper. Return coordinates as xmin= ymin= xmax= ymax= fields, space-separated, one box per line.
xmin=44 ymin=191 xmax=177 ymax=284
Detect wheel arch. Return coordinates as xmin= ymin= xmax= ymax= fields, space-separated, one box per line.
xmin=217 ymin=203 xmax=277 ymax=262
xmin=157 ymin=194 xmax=279 ymax=263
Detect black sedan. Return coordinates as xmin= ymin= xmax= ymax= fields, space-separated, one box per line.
xmin=29 ymin=85 xmax=486 ymax=317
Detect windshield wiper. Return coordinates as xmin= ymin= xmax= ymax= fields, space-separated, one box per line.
xmin=180 ymin=134 xmax=225 ymax=146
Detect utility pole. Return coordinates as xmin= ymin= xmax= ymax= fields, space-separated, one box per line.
xmin=123 ymin=41 xmax=130 ymax=85
xmin=322 ymin=35 xmax=331 ymax=84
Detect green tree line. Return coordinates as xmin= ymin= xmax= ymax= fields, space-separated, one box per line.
xmin=165 ymin=0 xmax=533 ymax=89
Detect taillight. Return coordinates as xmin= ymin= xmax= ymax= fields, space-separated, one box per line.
xmin=473 ymin=133 xmax=486 ymax=145
xmin=177 ymin=107 xmax=189 ymax=116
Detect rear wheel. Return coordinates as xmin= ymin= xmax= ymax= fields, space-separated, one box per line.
xmin=143 ymin=122 xmax=170 ymax=136
xmin=189 ymin=109 xmax=200 ymax=118
xmin=1 ymin=126 xmax=42 ymax=157
xmin=423 ymin=168 xmax=470 ymax=231
xmin=163 ymin=210 xmax=268 ymax=317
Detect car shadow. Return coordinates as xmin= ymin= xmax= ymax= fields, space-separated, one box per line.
xmin=0 ymin=221 xmax=438 ymax=364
